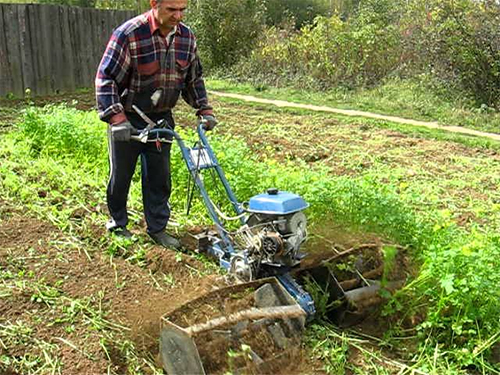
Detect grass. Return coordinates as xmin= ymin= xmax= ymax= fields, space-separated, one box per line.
xmin=0 ymin=101 xmax=499 ymax=373
xmin=207 ymin=76 xmax=500 ymax=135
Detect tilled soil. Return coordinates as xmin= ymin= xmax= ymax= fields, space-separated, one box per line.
xmin=0 ymin=200 xmax=333 ymax=374
xmin=1 ymin=199 xmax=365 ymax=374
xmin=0 ymin=200 xmax=226 ymax=374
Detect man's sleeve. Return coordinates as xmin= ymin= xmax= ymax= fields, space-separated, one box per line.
xmin=181 ymin=43 xmax=213 ymax=117
xmin=95 ymin=29 xmax=131 ymax=123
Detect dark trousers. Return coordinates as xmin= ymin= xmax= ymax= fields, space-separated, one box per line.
xmin=106 ymin=112 xmax=173 ymax=234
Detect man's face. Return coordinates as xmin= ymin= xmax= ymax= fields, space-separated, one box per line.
xmin=152 ymin=0 xmax=188 ymax=31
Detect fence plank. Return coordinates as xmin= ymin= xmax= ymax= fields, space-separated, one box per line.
xmin=72 ymin=7 xmax=85 ymax=88
xmin=49 ymin=6 xmax=63 ymax=93
xmin=37 ymin=4 xmax=53 ymax=95
xmin=82 ymin=7 xmax=94 ymax=87
xmin=98 ymin=10 xmax=111 ymax=69
xmin=19 ymin=4 xmax=36 ymax=94
xmin=0 ymin=5 xmax=13 ymax=96
xmin=27 ymin=5 xmax=41 ymax=95
xmin=3 ymin=5 xmax=24 ymax=97
xmin=60 ymin=6 xmax=75 ymax=92
xmin=90 ymin=8 xmax=100 ymax=77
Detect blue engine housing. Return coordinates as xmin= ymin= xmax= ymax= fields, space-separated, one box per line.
xmin=247 ymin=189 xmax=309 ymax=215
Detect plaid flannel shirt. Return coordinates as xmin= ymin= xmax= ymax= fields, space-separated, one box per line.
xmin=96 ymin=11 xmax=212 ymax=124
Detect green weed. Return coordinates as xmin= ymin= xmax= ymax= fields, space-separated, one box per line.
xmin=0 ymin=320 xmax=62 ymax=374
xmin=17 ymin=104 xmax=107 ymax=163
xmin=381 ymin=245 xmax=398 ymax=287
xmin=225 ymin=344 xmax=254 ymax=375
xmin=163 ymin=273 xmax=176 ymax=287
xmin=302 ymin=275 xmax=342 ymax=322
xmin=306 ymin=325 xmax=349 ymax=375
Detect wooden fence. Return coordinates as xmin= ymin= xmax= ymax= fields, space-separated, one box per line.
xmin=0 ymin=4 xmax=135 ymax=97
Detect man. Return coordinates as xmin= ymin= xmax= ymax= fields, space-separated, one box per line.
xmin=95 ymin=0 xmax=216 ymax=249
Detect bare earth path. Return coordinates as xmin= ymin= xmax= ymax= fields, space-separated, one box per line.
xmin=209 ymin=90 xmax=500 ymax=142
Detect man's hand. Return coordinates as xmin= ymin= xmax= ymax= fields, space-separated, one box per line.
xmin=201 ymin=115 xmax=217 ymax=131
xmin=111 ymin=121 xmax=136 ymax=142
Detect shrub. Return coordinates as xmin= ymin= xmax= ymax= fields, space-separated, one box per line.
xmin=264 ymin=0 xmax=331 ymax=29
xmin=401 ymin=0 xmax=500 ymax=108
xmin=233 ymin=0 xmax=402 ymax=89
xmin=230 ymin=0 xmax=500 ymax=109
xmin=185 ymin=0 xmax=267 ymax=70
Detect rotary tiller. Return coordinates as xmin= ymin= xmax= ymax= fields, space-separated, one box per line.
xmin=130 ymin=107 xmax=398 ymax=374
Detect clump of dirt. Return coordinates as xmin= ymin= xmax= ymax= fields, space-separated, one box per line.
xmin=193 ymin=326 xmax=282 ymax=374
xmin=300 ymin=221 xmax=412 ymax=284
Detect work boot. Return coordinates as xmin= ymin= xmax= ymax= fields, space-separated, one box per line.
xmin=149 ymin=230 xmax=181 ymax=249
xmin=110 ymin=226 xmax=132 ymax=239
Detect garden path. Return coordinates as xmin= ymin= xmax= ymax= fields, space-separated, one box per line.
xmin=209 ymin=90 xmax=500 ymax=142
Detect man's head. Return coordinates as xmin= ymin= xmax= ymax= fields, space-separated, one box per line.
xmin=150 ymin=0 xmax=188 ymax=32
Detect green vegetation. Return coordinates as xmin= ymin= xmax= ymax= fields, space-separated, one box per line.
xmin=227 ymin=0 xmax=500 ymax=109
xmin=1 ymin=102 xmax=499 ymax=373
xmin=190 ymin=0 xmax=500 ymax=125
xmin=185 ymin=0 xmax=267 ymax=70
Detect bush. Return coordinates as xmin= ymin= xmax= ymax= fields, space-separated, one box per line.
xmin=401 ymin=0 xmax=500 ymax=108
xmin=232 ymin=0 xmax=402 ymax=89
xmin=185 ymin=0 xmax=267 ymax=70
xmin=229 ymin=0 xmax=500 ymax=109
xmin=264 ymin=0 xmax=331 ymax=29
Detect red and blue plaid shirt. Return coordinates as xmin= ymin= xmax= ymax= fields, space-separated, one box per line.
xmin=96 ymin=11 xmax=212 ymax=124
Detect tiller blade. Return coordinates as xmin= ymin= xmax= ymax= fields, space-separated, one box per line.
xmin=293 ymin=245 xmax=405 ymax=327
xmin=159 ymin=278 xmax=306 ymax=375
